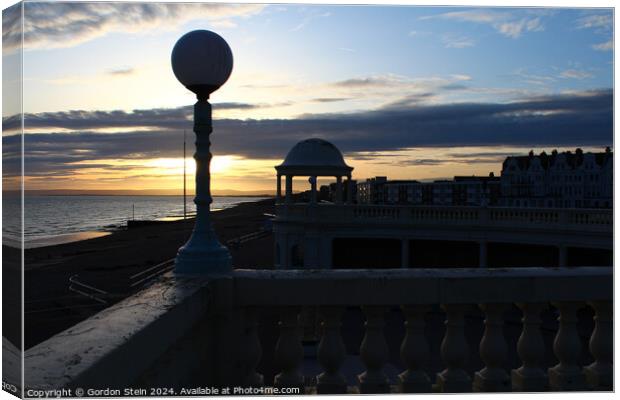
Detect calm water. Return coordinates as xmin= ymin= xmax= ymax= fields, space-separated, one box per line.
xmin=2 ymin=195 xmax=269 ymax=248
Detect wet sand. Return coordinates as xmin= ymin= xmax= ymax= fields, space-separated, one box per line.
xmin=25 ymin=231 xmax=112 ymax=249
xmin=15 ymin=198 xmax=275 ymax=348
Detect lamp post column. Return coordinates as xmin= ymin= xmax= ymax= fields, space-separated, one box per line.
xmin=175 ymin=99 xmax=231 ymax=275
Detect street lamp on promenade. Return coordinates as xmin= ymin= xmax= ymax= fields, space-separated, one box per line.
xmin=171 ymin=30 xmax=233 ymax=275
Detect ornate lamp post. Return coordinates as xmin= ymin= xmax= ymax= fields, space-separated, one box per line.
xmin=171 ymin=30 xmax=233 ymax=275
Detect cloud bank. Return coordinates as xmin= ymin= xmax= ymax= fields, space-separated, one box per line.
xmin=2 ymin=89 xmax=612 ymax=178
xmin=2 ymin=2 xmax=264 ymax=51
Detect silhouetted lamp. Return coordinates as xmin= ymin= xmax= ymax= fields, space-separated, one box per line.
xmin=171 ymin=30 xmax=233 ymax=275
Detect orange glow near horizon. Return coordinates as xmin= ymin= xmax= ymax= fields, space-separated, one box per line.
xmin=18 ymin=145 xmax=608 ymax=194
xmin=22 ymin=155 xmax=280 ymax=194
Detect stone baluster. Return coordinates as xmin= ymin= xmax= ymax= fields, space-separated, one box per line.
xmin=239 ymin=307 xmax=263 ymax=386
xmin=436 ymin=304 xmax=471 ymax=392
xmin=511 ymin=303 xmax=548 ymax=391
xmin=358 ymin=306 xmax=390 ymax=393
xmin=274 ymin=307 xmax=304 ymax=390
xmin=548 ymin=302 xmax=585 ymax=391
xmin=398 ymin=305 xmax=431 ymax=393
xmin=474 ymin=303 xmax=509 ymax=392
xmin=584 ymin=301 xmax=612 ymax=390
xmin=316 ymin=306 xmax=347 ymax=394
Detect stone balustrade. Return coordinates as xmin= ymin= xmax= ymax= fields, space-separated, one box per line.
xmin=231 ymin=267 xmax=612 ymax=393
xmin=278 ymin=204 xmax=612 ymax=232
xmin=25 ymin=267 xmax=612 ymax=394
xmin=275 ymin=205 xmax=611 ymax=266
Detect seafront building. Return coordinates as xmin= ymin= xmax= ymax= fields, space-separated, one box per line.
xmin=356 ymin=148 xmax=612 ymax=209
xmin=356 ymin=175 xmax=501 ymax=206
xmin=500 ymin=148 xmax=613 ymax=208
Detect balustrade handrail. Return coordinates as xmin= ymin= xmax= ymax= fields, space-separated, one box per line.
xmin=275 ymin=203 xmax=612 ymax=229
xmin=231 ymin=267 xmax=612 ymax=307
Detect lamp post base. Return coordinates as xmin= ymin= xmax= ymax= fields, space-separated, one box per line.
xmin=175 ymin=239 xmax=232 ymax=276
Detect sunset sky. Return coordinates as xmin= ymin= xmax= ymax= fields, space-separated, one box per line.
xmin=2 ymin=2 xmax=614 ymax=194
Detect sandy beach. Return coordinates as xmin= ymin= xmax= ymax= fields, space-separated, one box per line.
xmin=15 ymin=198 xmax=275 ymax=348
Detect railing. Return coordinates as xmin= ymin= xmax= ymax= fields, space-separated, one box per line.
xmin=128 ymin=259 xmax=175 ymax=289
xmin=228 ymin=267 xmax=612 ymax=393
xmin=277 ymin=204 xmax=612 ymax=232
xmin=68 ymin=274 xmax=109 ymax=304
xmin=25 ymin=267 xmax=613 ymax=393
xmin=226 ymin=230 xmax=271 ymax=249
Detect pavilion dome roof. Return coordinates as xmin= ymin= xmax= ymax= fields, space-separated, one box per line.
xmin=276 ymin=138 xmax=353 ymax=176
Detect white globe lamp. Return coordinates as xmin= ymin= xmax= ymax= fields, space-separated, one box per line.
xmin=171 ymin=30 xmax=233 ymax=275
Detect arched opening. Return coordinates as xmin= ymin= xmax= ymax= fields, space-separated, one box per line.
xmin=332 ymin=238 xmax=400 ymax=268
xmin=291 ymin=244 xmax=304 ymax=267
xmin=409 ymin=240 xmax=479 ymax=267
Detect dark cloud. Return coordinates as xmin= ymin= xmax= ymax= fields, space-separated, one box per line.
xmin=2 ymin=103 xmax=260 ymax=132
xmin=2 ymin=89 xmax=612 ymax=177
xmin=331 ymin=77 xmax=397 ymax=88
xmin=216 ymin=102 xmax=260 ymax=110
xmin=106 ymin=67 xmax=135 ymax=76
xmin=2 ymin=4 xmax=21 ymax=54
xmin=447 ymin=151 xmax=518 ymax=159
xmin=3 ymin=2 xmax=264 ymax=51
xmin=382 ymin=92 xmax=436 ymax=108
xmin=401 ymin=159 xmax=444 ymax=166
xmin=439 ymin=83 xmax=469 ymax=91
xmin=348 ymin=152 xmax=393 ymax=161
xmin=398 ymin=157 xmax=505 ymax=166
xmin=312 ymin=98 xmax=351 ymax=103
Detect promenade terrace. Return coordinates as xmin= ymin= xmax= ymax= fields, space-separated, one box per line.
xmin=275 ymin=203 xmax=612 ymax=269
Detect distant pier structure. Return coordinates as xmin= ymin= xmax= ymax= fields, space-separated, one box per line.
xmin=273 ymin=139 xmax=612 ymax=270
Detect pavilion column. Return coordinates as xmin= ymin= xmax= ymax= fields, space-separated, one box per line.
xmin=310 ymin=176 xmax=318 ymax=205
xmin=558 ymin=245 xmax=567 ymax=267
xmin=346 ymin=174 xmax=353 ymax=204
xmin=336 ymin=176 xmax=343 ymax=205
xmin=401 ymin=239 xmax=409 ymax=268
xmin=285 ymin=175 xmax=293 ymax=205
xmin=479 ymin=241 xmax=488 ymax=268
xmin=321 ymin=236 xmax=333 ymax=269
xmin=276 ymin=174 xmax=282 ymax=204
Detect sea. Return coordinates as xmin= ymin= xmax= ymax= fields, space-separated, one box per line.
xmin=2 ymin=195 xmax=269 ymax=249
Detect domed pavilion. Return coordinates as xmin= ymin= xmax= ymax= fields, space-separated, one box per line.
xmin=275 ymin=138 xmax=354 ymax=205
